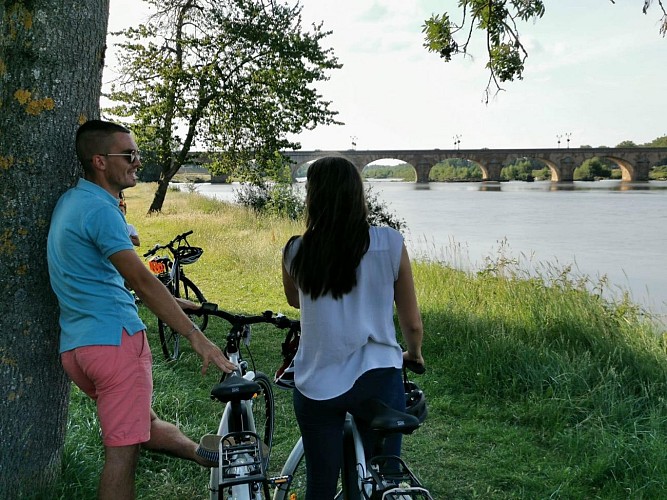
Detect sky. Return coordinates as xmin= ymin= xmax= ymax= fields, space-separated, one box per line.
xmin=107 ymin=0 xmax=667 ymax=151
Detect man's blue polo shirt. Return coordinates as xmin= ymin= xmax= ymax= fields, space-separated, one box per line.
xmin=47 ymin=179 xmax=146 ymax=353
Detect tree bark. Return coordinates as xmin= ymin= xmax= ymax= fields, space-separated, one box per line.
xmin=0 ymin=1 xmax=109 ymax=495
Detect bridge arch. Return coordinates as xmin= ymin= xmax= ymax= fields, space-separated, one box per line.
xmin=361 ymin=158 xmax=417 ymax=182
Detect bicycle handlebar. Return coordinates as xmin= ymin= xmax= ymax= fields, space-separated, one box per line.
xmin=143 ymin=230 xmax=195 ymax=258
xmin=404 ymin=359 xmax=426 ymax=375
xmin=187 ymin=303 xmax=422 ymax=373
xmin=185 ymin=302 xmax=300 ymax=331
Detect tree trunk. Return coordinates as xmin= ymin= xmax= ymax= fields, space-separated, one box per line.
xmin=149 ymin=176 xmax=171 ymax=213
xmin=0 ymin=1 xmax=109 ymax=495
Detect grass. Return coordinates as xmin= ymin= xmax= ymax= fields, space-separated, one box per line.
xmin=54 ymin=182 xmax=667 ymax=499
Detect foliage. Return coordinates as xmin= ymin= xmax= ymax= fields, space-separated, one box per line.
xmin=234 ymin=181 xmax=305 ymax=220
xmin=365 ymin=184 xmax=407 ymax=233
xmin=105 ymin=0 xmax=341 ymax=212
xmin=574 ymin=157 xmax=613 ymax=181
xmin=362 ymin=164 xmax=416 ymax=181
xmin=532 ymin=166 xmax=551 ymax=180
xmin=55 ymin=185 xmax=667 ymax=499
xmin=234 ymin=180 xmax=406 ymax=232
xmin=501 ymin=158 xmax=537 ymax=181
xmin=644 ymin=134 xmax=667 ymax=147
xmin=423 ymin=1 xmax=667 ymax=101
xmin=429 ymin=159 xmax=482 ymax=181
xmin=650 ymin=165 xmax=667 ymax=180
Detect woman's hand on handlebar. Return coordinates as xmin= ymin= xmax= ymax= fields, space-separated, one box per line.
xmin=403 ymin=351 xmax=425 ymax=374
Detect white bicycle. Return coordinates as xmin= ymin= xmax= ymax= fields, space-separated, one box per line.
xmin=189 ymin=303 xmax=300 ymax=500
xmin=273 ymin=361 xmax=432 ymax=500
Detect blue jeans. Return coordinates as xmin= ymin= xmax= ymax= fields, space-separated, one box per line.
xmin=293 ymin=367 xmax=404 ymax=500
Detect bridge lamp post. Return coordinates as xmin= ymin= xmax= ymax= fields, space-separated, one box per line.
xmin=453 ymin=134 xmax=462 ymax=150
xmin=565 ymin=132 xmax=572 ymax=149
xmin=556 ymin=134 xmax=562 ymax=148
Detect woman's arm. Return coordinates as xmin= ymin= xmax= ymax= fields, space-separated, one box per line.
xmin=394 ymin=243 xmax=424 ymax=366
xmin=282 ymin=260 xmax=300 ymax=309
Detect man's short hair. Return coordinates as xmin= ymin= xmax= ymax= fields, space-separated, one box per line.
xmin=76 ymin=120 xmax=131 ymax=172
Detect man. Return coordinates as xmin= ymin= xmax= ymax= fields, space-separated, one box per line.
xmin=47 ymin=120 xmax=234 ymax=499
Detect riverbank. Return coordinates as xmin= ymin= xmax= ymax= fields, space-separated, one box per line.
xmin=56 ymin=183 xmax=667 ymax=498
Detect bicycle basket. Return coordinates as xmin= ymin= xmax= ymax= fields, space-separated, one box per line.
xmin=148 ymin=256 xmax=171 ymax=278
xmin=274 ymin=328 xmax=299 ymax=390
xmin=176 ymin=245 xmax=203 ymax=265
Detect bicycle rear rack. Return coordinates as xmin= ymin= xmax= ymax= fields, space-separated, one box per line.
xmin=364 ymin=455 xmax=434 ymax=500
xmin=218 ymin=431 xmax=266 ymax=488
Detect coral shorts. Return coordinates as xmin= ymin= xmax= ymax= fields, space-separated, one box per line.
xmin=61 ymin=329 xmax=153 ymax=447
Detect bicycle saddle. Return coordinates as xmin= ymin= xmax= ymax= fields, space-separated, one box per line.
xmin=358 ymin=399 xmax=420 ymax=435
xmin=211 ymin=375 xmax=262 ymax=403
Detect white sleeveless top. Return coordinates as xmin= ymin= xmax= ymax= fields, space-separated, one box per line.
xmin=284 ymin=226 xmax=404 ymax=400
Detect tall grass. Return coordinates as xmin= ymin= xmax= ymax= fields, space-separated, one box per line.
xmin=54 ymin=183 xmax=667 ymax=499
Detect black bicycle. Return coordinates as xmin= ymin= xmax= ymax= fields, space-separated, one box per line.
xmin=143 ymin=230 xmax=207 ymax=360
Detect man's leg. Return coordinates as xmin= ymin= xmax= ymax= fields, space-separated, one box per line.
xmin=142 ymin=409 xmax=214 ymax=467
xmin=99 ymin=444 xmax=140 ymax=500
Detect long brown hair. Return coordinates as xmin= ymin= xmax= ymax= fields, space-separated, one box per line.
xmin=286 ymin=157 xmax=370 ymax=300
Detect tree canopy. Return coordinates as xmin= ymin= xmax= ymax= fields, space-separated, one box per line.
xmin=423 ymin=1 xmax=667 ymax=102
xmin=106 ymin=0 xmax=341 ymax=212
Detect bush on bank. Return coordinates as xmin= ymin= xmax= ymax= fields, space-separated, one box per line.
xmin=56 ymin=183 xmax=667 ymax=499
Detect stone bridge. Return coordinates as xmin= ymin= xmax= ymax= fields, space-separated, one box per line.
xmin=282 ymin=147 xmax=667 ymax=183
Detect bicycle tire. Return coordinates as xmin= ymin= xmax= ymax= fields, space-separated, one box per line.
xmin=251 ymin=372 xmax=275 ymax=456
xmin=273 ymin=438 xmax=306 ymax=500
xmin=179 ymin=275 xmax=208 ymax=332
xmin=248 ymin=372 xmax=275 ymax=499
xmin=157 ymin=276 xmax=206 ymax=361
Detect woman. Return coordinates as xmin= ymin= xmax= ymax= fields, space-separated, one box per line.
xmin=282 ymin=156 xmax=425 ymax=498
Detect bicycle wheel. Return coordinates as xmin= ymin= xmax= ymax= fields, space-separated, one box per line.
xmin=273 ymin=438 xmax=306 ymax=500
xmin=179 ymin=275 xmax=208 ymax=332
xmin=250 ymin=372 xmax=275 ymax=454
xmin=272 ymin=431 xmax=359 ymax=500
xmin=157 ymin=319 xmax=180 ymax=361
xmin=157 ymin=276 xmax=206 ymax=361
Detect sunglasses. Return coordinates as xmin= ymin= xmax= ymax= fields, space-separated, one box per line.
xmin=97 ymin=150 xmax=141 ymax=164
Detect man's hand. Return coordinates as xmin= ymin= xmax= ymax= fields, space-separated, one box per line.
xmin=187 ymin=330 xmax=237 ymax=375
xmin=175 ymin=297 xmax=200 ymax=310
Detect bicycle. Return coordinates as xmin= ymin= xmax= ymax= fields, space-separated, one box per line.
xmin=187 ymin=302 xmax=301 ymax=500
xmin=143 ymin=229 xmax=208 ymax=360
xmin=273 ymin=360 xmax=432 ymax=500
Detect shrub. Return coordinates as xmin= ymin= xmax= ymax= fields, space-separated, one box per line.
xmin=234 ymin=182 xmax=303 ymax=220
xmin=234 ymin=181 xmax=406 ymax=232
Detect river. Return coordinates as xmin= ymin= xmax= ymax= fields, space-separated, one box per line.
xmin=185 ymin=179 xmax=667 ymax=324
